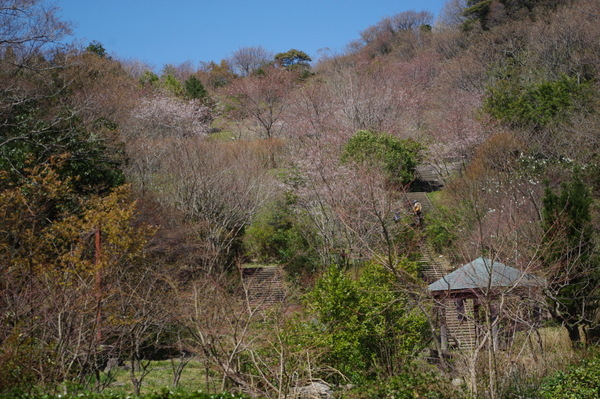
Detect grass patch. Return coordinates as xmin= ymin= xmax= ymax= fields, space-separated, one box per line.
xmin=208 ymin=117 xmax=258 ymax=142
xmin=104 ymin=359 xmax=215 ymax=396
xmin=427 ymin=190 xmax=444 ymax=204
xmin=240 ymin=262 xmax=279 ymax=269
xmin=1 ymin=390 xmax=251 ymax=399
xmin=206 ymin=130 xmax=237 ymax=142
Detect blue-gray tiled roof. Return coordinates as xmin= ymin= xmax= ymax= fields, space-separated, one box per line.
xmin=428 ymin=257 xmax=543 ymax=292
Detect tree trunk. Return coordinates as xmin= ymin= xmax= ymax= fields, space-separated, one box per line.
xmin=566 ymin=324 xmax=582 ymax=347
xmin=485 ymin=301 xmax=498 ymax=399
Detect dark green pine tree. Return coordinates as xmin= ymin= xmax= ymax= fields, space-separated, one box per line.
xmin=273 ymin=49 xmax=312 ymax=68
xmin=541 ymin=170 xmax=599 ymax=345
xmin=184 ymin=75 xmax=207 ymax=100
xmin=85 ymin=40 xmax=107 ymax=57
xmin=462 ymin=0 xmax=494 ymax=31
xmin=462 ymin=0 xmax=561 ymax=31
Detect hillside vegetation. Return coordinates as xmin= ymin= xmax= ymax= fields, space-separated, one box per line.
xmin=1 ymin=1 xmax=599 ymax=398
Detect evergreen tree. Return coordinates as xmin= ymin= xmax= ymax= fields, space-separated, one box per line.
xmin=462 ymin=0 xmax=494 ymax=31
xmin=85 ymin=40 xmax=107 ymax=57
xmin=161 ymin=73 xmax=183 ymax=96
xmin=542 ymin=170 xmax=599 ymax=345
xmin=184 ymin=75 xmax=207 ymax=99
xmin=274 ymin=49 xmax=312 ymax=68
xmin=462 ymin=0 xmax=561 ymax=31
xmin=139 ymin=70 xmax=159 ymax=87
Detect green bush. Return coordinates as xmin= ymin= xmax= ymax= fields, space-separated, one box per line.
xmin=341 ymin=130 xmax=424 ymax=187
xmin=307 ymin=261 xmax=429 ymax=384
xmin=424 ymin=204 xmax=460 ymax=254
xmin=540 ymin=355 xmax=600 ymax=399
xmin=344 ymin=371 xmax=465 ymax=399
xmin=243 ymin=195 xmax=319 ymax=277
xmin=484 ymin=74 xmax=591 ymax=129
xmin=0 ymin=334 xmax=56 ymax=392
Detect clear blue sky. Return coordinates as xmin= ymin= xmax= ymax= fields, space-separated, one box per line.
xmin=54 ymin=0 xmax=449 ymax=70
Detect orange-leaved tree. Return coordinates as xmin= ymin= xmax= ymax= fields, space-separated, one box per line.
xmin=0 ymin=160 xmax=156 ymax=391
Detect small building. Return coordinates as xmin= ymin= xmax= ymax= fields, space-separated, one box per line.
xmin=428 ymin=257 xmax=544 ymax=350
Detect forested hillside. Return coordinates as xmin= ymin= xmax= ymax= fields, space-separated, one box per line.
xmin=1 ymin=0 xmax=599 ymax=398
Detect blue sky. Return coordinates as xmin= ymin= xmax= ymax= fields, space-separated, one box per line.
xmin=54 ymin=0 xmax=449 ymax=71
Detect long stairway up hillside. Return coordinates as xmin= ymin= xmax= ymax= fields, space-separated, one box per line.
xmin=411 ymin=159 xmax=479 ymax=351
xmin=241 ymin=266 xmax=286 ymax=306
xmin=407 ymin=163 xmax=456 ymax=284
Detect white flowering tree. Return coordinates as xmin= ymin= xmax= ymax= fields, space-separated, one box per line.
xmin=122 ymin=95 xmax=213 ymax=194
xmin=127 ymin=95 xmax=213 ymax=139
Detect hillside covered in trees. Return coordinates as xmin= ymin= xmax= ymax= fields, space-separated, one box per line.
xmin=1 ymin=0 xmax=599 ymax=398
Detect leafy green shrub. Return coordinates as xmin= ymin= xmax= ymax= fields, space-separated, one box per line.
xmin=0 ymin=334 xmax=55 ymax=393
xmin=484 ymin=74 xmax=591 ymax=129
xmin=540 ymin=355 xmax=600 ymax=398
xmin=344 ymin=371 xmax=465 ymax=399
xmin=424 ymin=204 xmax=460 ymax=254
xmin=341 ymin=130 xmax=424 ymax=187
xmin=243 ymin=194 xmax=318 ymax=277
xmin=307 ymin=261 xmax=429 ymax=384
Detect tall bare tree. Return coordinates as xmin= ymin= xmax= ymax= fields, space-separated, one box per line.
xmin=229 ymin=46 xmax=272 ymax=77
xmin=0 ymin=0 xmax=71 ymax=65
xmin=221 ymin=66 xmax=295 ymax=140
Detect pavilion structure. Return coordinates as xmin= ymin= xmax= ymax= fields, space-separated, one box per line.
xmin=427 ymin=257 xmax=545 ymax=350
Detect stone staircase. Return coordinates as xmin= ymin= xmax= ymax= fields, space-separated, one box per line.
xmin=241 ymin=266 xmax=286 ymax=306
xmin=407 ymin=162 xmax=452 ymax=283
